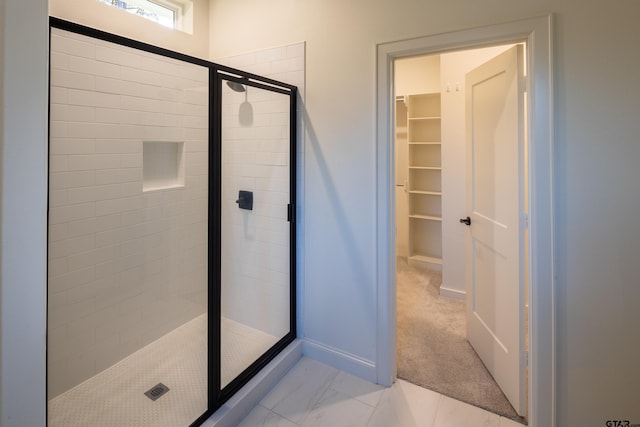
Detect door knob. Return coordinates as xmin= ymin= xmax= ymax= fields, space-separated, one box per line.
xmin=459 ymin=216 xmax=471 ymax=226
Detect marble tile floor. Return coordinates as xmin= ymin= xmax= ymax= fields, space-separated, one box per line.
xmin=237 ymin=357 xmax=524 ymax=427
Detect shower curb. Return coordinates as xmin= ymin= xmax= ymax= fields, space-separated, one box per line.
xmin=202 ymin=340 xmax=303 ymax=427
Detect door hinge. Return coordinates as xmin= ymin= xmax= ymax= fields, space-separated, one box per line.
xmin=521 ymin=213 xmax=529 ymax=229
xmin=522 ymin=350 xmax=529 ymax=367
xmin=287 ymin=203 xmax=295 ymax=223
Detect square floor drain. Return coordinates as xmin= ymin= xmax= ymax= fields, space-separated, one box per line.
xmin=144 ymin=383 xmax=170 ymax=401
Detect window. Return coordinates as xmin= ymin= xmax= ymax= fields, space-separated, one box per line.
xmin=97 ymin=0 xmax=192 ymax=31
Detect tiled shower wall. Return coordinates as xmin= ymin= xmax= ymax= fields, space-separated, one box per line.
xmin=221 ymin=87 xmax=290 ymax=338
xmin=48 ymin=28 xmax=209 ymax=398
xmin=217 ymin=44 xmax=304 ymax=338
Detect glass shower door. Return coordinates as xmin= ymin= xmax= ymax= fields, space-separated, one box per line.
xmin=218 ymin=76 xmax=295 ymax=391
xmin=47 ymin=26 xmax=209 ymax=427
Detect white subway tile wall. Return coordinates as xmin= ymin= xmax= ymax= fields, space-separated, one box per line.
xmin=216 ymin=44 xmax=304 ymax=343
xmin=216 ymin=43 xmax=305 ymax=369
xmin=48 ymin=28 xmax=209 ymax=399
xmin=220 ymin=85 xmax=291 ymax=347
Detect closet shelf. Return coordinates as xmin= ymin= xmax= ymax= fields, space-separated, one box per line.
xmin=402 ymin=92 xmax=443 ymax=270
xmin=409 ymin=214 xmax=442 ymax=221
xmin=409 ymin=166 xmax=441 ymax=170
xmin=409 ymin=254 xmax=442 ymax=265
xmin=408 ymin=116 xmax=441 ymax=121
xmin=409 ymin=190 xmax=442 ymax=196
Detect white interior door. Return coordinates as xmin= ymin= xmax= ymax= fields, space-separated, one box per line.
xmin=464 ymin=45 xmax=526 ymax=415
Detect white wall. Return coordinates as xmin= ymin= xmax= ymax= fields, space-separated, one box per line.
xmin=47 ymin=28 xmax=209 ymax=398
xmin=49 ymin=0 xmax=210 ymax=58
xmin=394 ymin=99 xmax=408 ymax=258
xmin=209 ymin=1 xmax=640 ymax=425
xmin=395 ymin=55 xmax=441 ymax=97
xmin=0 ymin=0 xmax=48 ymax=426
xmin=439 ymin=45 xmax=512 ymax=296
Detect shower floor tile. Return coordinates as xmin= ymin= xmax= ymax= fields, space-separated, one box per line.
xmin=48 ymin=314 xmax=278 ymax=427
xmin=221 ymin=317 xmax=280 ymax=387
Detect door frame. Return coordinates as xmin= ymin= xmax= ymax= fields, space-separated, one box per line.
xmin=375 ymin=15 xmax=554 ymax=427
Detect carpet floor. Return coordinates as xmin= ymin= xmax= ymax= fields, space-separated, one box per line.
xmin=396 ymin=257 xmax=526 ymax=424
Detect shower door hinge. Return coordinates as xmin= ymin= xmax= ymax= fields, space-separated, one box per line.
xmin=522 ymin=350 xmax=529 ymax=367
xmin=287 ymin=203 xmax=295 ymax=223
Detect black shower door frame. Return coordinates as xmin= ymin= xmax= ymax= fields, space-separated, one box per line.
xmin=48 ymin=17 xmax=297 ymax=427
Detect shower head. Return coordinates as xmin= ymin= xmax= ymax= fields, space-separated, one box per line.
xmin=226 ymin=81 xmax=246 ymax=92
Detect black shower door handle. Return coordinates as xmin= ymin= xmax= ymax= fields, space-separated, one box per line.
xmin=459 ymin=216 xmax=471 ymax=226
xmin=236 ymin=190 xmax=253 ymax=210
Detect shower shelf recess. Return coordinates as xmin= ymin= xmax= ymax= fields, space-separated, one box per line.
xmin=142 ymin=141 xmax=185 ymax=192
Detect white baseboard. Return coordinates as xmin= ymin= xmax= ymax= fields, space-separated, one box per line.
xmin=302 ymin=339 xmax=377 ymax=384
xmin=204 ymin=340 xmax=303 ymax=427
xmin=439 ymin=284 xmax=466 ymax=300
xmin=407 ymin=257 xmax=442 ymax=272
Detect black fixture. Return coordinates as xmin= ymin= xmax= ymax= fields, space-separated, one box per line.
xmin=236 ymin=190 xmax=253 ymax=210
xmin=226 ymin=81 xmax=246 ymax=92
xmin=459 ymin=216 xmax=471 ymax=226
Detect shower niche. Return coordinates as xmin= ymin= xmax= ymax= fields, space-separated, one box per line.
xmin=47 ymin=19 xmax=297 ymax=427
xmin=143 ymin=141 xmax=185 ymax=191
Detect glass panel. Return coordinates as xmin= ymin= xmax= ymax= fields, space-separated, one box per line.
xmin=220 ymin=79 xmax=291 ymax=388
xmin=97 ymin=0 xmax=178 ymax=29
xmin=47 ymin=28 xmax=209 ymax=427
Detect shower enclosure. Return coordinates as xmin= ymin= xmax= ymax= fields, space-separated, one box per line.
xmin=47 ymin=18 xmax=296 ymax=427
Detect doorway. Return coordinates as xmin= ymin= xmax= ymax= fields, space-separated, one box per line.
xmin=393 ymin=44 xmax=527 ymax=423
xmin=375 ymin=16 xmax=554 ymax=427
